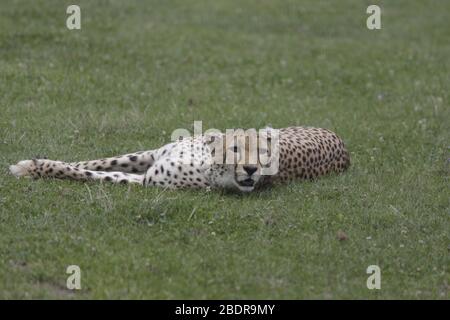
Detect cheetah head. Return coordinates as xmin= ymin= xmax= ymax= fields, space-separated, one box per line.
xmin=206 ymin=129 xmax=279 ymax=192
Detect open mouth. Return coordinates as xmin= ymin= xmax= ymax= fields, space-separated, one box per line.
xmin=237 ymin=178 xmax=255 ymax=187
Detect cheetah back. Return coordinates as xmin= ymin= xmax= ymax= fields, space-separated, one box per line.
xmin=274 ymin=127 xmax=350 ymax=182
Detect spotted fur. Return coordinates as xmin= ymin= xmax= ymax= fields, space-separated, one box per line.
xmin=275 ymin=127 xmax=350 ymax=182
xmin=9 ymin=127 xmax=350 ymax=192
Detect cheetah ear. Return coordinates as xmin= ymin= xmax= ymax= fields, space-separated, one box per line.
xmin=205 ymin=132 xmax=223 ymax=145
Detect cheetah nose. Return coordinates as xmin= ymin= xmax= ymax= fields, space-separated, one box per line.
xmin=243 ymin=165 xmax=257 ymax=176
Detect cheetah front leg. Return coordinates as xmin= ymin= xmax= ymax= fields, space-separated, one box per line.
xmin=9 ymin=159 xmax=144 ymax=185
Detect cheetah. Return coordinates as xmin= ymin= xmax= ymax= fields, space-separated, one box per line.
xmin=9 ymin=127 xmax=350 ymax=192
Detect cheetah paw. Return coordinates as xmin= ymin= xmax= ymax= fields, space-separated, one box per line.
xmin=9 ymin=160 xmax=37 ymax=178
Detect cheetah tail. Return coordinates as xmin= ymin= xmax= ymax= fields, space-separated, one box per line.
xmin=9 ymin=160 xmax=36 ymax=177
xmin=69 ymin=150 xmax=156 ymax=173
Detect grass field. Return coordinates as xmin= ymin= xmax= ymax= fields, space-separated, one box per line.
xmin=0 ymin=0 xmax=448 ymax=299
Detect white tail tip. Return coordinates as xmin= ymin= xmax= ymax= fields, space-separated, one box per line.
xmin=9 ymin=160 xmax=35 ymax=177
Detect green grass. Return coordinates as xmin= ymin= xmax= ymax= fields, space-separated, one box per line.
xmin=0 ymin=0 xmax=449 ymax=299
